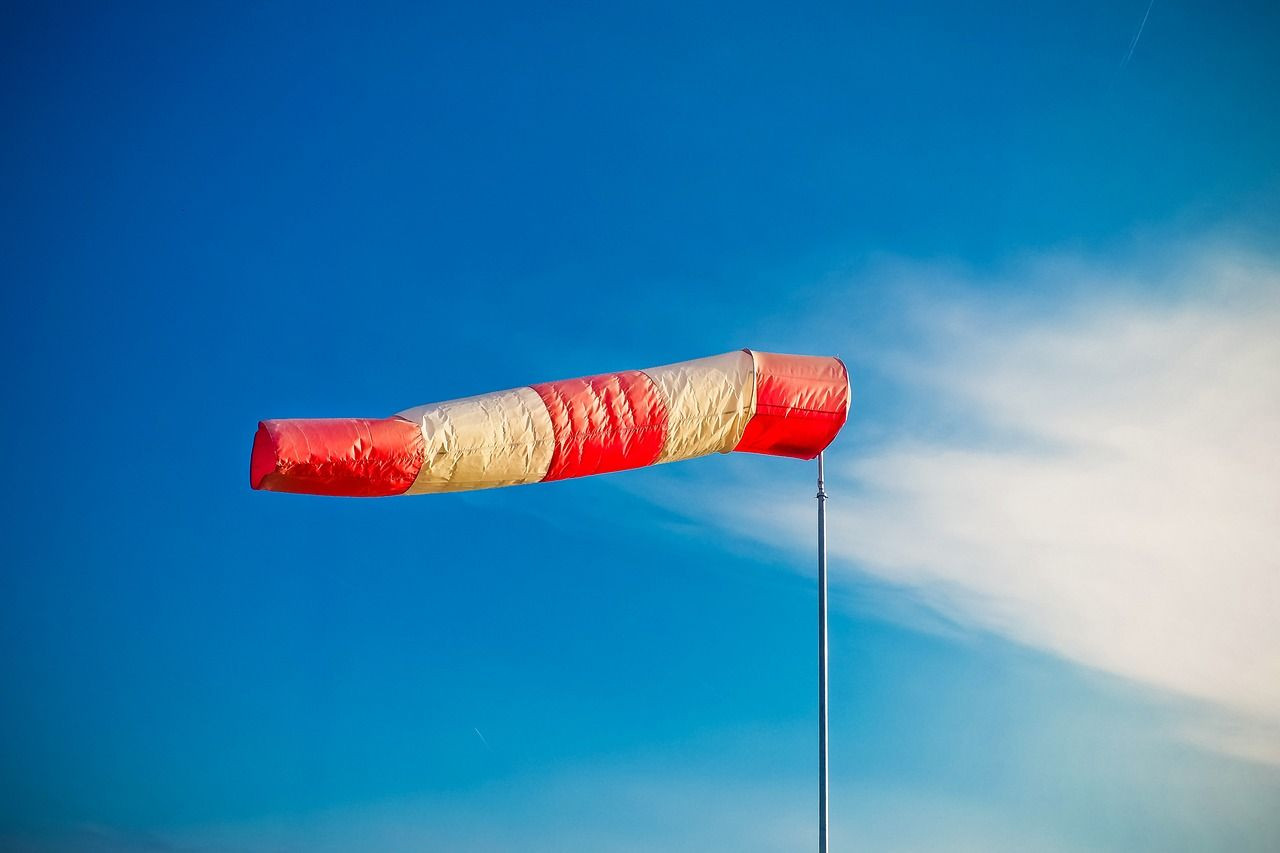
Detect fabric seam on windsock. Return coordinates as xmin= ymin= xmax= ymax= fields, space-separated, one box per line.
xmin=744 ymin=347 xmax=760 ymax=439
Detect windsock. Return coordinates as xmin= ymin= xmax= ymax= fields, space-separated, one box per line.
xmin=250 ymin=349 xmax=849 ymax=497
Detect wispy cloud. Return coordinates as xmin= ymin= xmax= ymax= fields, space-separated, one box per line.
xmin=657 ymin=244 xmax=1280 ymax=763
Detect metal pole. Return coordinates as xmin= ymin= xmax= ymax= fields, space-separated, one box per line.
xmin=817 ymin=452 xmax=829 ymax=853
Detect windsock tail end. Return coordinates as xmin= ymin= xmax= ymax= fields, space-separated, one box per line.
xmin=250 ymin=418 xmax=424 ymax=497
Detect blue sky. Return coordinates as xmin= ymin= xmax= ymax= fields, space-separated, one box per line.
xmin=2 ymin=1 xmax=1279 ymax=850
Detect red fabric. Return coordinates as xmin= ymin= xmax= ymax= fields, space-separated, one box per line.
xmin=250 ymin=417 xmax=424 ymax=497
xmin=532 ymin=370 xmax=668 ymax=481
xmin=734 ymin=351 xmax=850 ymax=459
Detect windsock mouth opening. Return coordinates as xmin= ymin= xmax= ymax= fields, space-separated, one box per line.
xmin=732 ymin=351 xmax=851 ymax=459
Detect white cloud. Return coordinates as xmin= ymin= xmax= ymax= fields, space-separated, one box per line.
xmin=665 ymin=245 xmax=1280 ymax=762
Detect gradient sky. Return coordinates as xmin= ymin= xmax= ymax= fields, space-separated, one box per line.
xmin=2 ymin=2 xmax=1279 ymax=851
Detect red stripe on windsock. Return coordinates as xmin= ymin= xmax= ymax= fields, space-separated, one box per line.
xmin=250 ymin=417 xmax=425 ymax=496
xmin=734 ymin=351 xmax=849 ymax=459
xmin=532 ymin=370 xmax=669 ymax=482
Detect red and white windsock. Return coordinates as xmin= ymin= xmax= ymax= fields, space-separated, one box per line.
xmin=250 ymin=349 xmax=850 ymax=497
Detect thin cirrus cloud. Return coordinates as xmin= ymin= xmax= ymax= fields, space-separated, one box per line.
xmin=671 ymin=244 xmax=1280 ymax=764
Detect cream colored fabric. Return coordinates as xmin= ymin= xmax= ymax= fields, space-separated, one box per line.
xmin=398 ymin=386 xmax=555 ymax=494
xmin=643 ymin=350 xmax=756 ymax=464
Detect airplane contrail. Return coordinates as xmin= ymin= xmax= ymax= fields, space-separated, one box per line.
xmin=1122 ymin=0 xmax=1156 ymax=68
xmin=473 ymin=727 xmax=492 ymax=752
